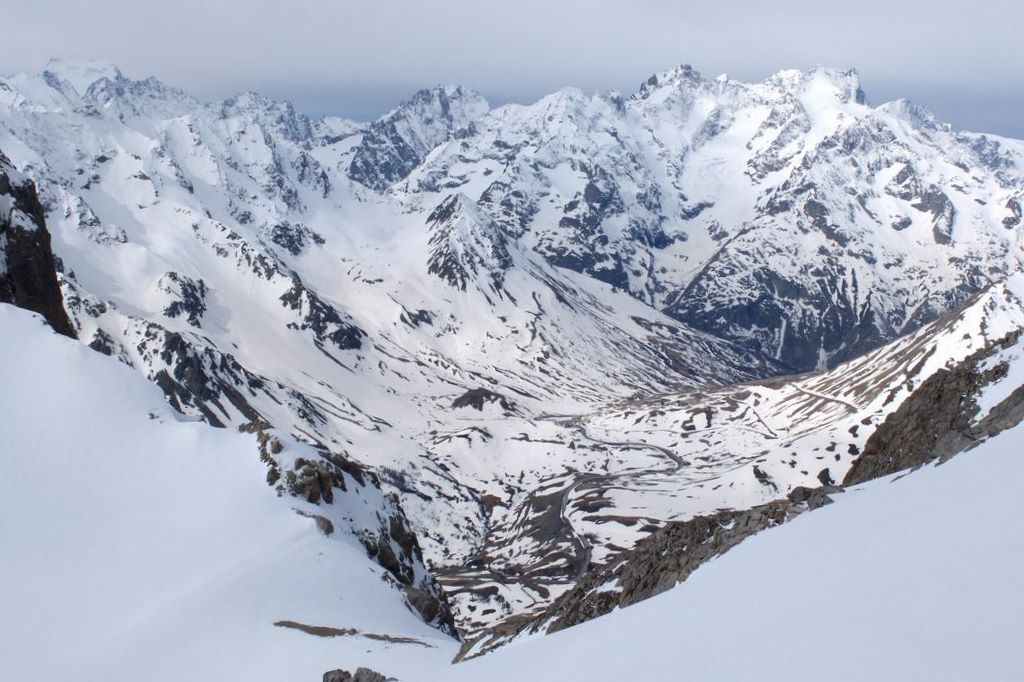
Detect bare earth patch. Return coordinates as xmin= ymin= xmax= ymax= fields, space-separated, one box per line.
xmin=273 ymin=620 xmax=434 ymax=647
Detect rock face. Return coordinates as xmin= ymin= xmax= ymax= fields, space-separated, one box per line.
xmin=349 ymin=85 xmax=489 ymax=191
xmin=454 ymin=494 xmax=823 ymax=659
xmin=323 ymin=667 xmax=389 ymax=682
xmin=0 ymin=152 xmax=74 ymax=336
xmin=844 ymin=329 xmax=1024 ymax=485
xmin=242 ymin=421 xmax=458 ymax=637
xmin=547 ymin=498 xmax=805 ymax=632
xmin=426 ymin=194 xmax=512 ymax=293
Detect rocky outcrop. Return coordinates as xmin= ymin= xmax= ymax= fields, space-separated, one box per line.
xmin=426 ymin=194 xmax=512 ymax=294
xmin=451 ymin=388 xmax=518 ymax=414
xmin=349 ymin=85 xmax=488 ymax=191
xmin=844 ymin=330 xmax=1024 ymax=485
xmin=240 ymin=420 xmax=458 ymax=638
xmin=0 ymin=152 xmax=74 ymax=337
xmin=157 ymin=272 xmax=207 ymax=327
xmin=323 ymin=667 xmax=389 ymax=682
xmin=544 ymin=497 xmax=805 ymax=633
xmin=279 ymin=276 xmax=365 ymax=351
xmin=455 ymin=487 xmax=838 ymax=660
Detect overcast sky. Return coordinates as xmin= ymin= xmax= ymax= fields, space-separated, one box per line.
xmin=4 ymin=0 xmax=1023 ymax=136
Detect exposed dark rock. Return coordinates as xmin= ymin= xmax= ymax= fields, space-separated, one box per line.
xmin=88 ymin=328 xmax=117 ymax=355
xmin=399 ymin=306 xmax=434 ymax=328
xmin=288 ymin=457 xmax=340 ymax=504
xmin=451 ymin=388 xmax=518 ymax=414
xmin=349 ymin=86 xmax=487 ymax=191
xmin=0 ymin=152 xmax=75 ymax=337
xmin=478 ymin=180 xmax=536 ymax=238
xmin=457 ymin=495 xmax=817 ymax=660
xmin=279 ymin=276 xmax=364 ymax=350
xmin=426 ymin=194 xmax=511 ymax=293
xmin=671 ymin=262 xmax=894 ymax=371
xmin=788 ymin=484 xmax=840 ymax=510
xmin=804 ymin=198 xmax=849 ymax=246
xmin=267 ymin=221 xmax=325 ymax=256
xmin=1004 ymin=197 xmax=1022 ymax=230
xmin=891 ymin=216 xmax=913 ymax=231
xmin=323 ymin=667 xmax=389 ymax=682
xmin=911 ymin=186 xmax=956 ymax=244
xmin=295 ymin=509 xmax=335 ymax=536
xmin=844 ymin=330 xmax=1024 ymax=485
xmin=150 ymin=329 xmax=266 ymax=427
xmin=159 ymin=272 xmax=207 ymax=327
xmin=238 ymin=419 xmax=458 ymax=637
xmin=542 ymin=500 xmax=796 ymax=633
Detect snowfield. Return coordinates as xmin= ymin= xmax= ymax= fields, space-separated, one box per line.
xmin=0 ymin=305 xmax=452 ymax=682
xmin=2 ymin=303 xmax=1022 ymax=681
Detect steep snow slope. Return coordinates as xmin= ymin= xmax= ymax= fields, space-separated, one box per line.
xmin=445 ymin=422 xmax=1024 ymax=682
xmin=0 ymin=305 xmax=456 ymax=682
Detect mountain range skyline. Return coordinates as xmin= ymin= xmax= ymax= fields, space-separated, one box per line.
xmin=5 ymin=0 xmax=1024 ymax=136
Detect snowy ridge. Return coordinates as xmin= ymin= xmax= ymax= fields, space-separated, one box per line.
xmin=404 ymin=64 xmax=1024 ymax=369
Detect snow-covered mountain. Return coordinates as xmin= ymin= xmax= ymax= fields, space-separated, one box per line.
xmin=399 ymin=65 xmax=1024 ymax=369
xmin=2 ymin=57 xmax=1024 ymax=678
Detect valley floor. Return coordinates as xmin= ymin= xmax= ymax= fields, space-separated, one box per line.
xmin=2 ymin=304 xmax=1021 ymax=681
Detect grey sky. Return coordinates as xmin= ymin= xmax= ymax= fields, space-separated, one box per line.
xmin=4 ymin=0 xmax=1023 ymax=136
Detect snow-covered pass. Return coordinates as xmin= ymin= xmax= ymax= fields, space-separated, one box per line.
xmin=1 ymin=58 xmax=1023 ymax=681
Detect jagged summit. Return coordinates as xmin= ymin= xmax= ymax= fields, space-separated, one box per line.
xmin=426 ymin=192 xmax=512 ymax=292
xmin=42 ymin=57 xmax=123 ymax=94
xmin=348 ymin=84 xmax=489 ymax=190
xmin=632 ymin=63 xmax=866 ymax=105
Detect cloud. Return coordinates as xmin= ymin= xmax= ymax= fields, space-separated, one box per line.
xmin=2 ymin=0 xmax=1021 ymax=135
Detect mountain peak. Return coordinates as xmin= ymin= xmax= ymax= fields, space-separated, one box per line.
xmin=877 ymin=98 xmax=944 ymax=130
xmin=762 ymin=66 xmax=866 ymax=104
xmin=42 ymin=58 xmax=123 ymax=95
xmin=348 ymin=84 xmax=489 ymax=191
xmin=400 ymin=83 xmax=490 ymax=124
xmin=635 ymin=64 xmax=707 ymax=99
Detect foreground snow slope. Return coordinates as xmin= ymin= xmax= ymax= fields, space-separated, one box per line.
xmin=0 ymin=305 xmax=456 ymax=682
xmin=447 ymin=425 xmax=1024 ymax=682
xmin=3 ymin=303 xmax=1022 ymax=682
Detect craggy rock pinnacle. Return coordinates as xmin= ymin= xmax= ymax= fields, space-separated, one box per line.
xmin=0 ymin=152 xmax=75 ymax=337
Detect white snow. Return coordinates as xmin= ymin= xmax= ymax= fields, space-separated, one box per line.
xmin=42 ymin=58 xmax=122 ymax=95
xmin=0 ymin=305 xmax=454 ymax=682
xmin=3 ymin=303 xmax=1022 ymax=681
